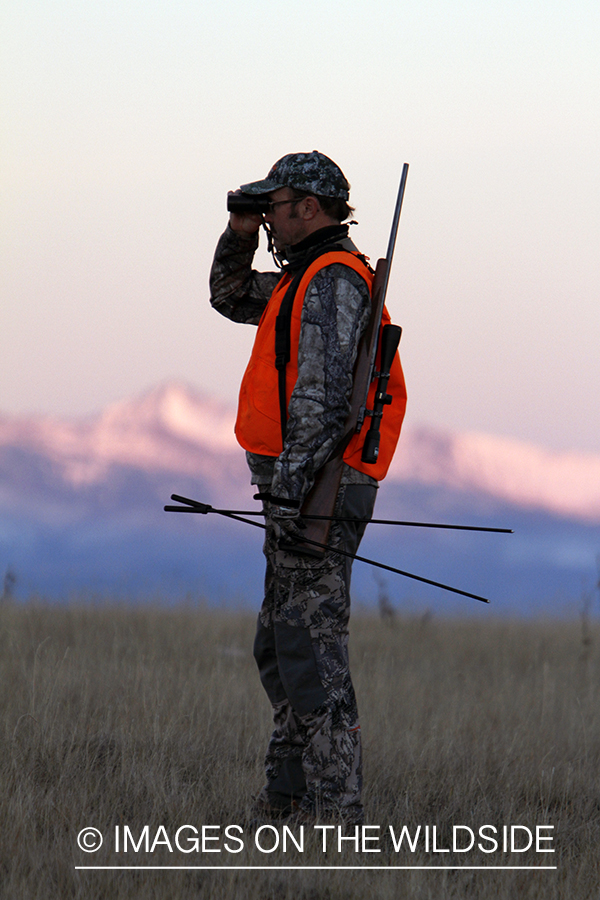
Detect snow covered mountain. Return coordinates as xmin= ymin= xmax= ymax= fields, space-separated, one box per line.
xmin=389 ymin=426 xmax=600 ymax=523
xmin=1 ymin=380 xmax=598 ymax=522
xmin=0 ymin=381 xmax=598 ymax=610
xmin=0 ymin=381 xmax=240 ymax=488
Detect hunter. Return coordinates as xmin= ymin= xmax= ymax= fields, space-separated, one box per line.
xmin=209 ymin=151 xmax=406 ymax=824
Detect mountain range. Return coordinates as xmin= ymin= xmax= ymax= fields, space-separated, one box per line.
xmin=1 ymin=382 xmax=599 ymax=615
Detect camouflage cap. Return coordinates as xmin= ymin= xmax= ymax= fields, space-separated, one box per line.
xmin=239 ymin=151 xmax=350 ymax=199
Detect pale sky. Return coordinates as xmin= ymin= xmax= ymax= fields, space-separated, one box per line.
xmin=2 ymin=0 xmax=599 ymax=453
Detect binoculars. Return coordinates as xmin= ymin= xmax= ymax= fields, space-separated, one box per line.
xmin=227 ymin=192 xmax=270 ymax=215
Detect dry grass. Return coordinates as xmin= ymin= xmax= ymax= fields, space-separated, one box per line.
xmin=0 ymin=601 xmax=599 ymax=899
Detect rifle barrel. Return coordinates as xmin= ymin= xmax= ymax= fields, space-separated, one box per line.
xmin=381 ymin=163 xmax=410 ymax=303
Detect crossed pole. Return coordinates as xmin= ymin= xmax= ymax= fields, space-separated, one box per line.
xmin=165 ymin=494 xmax=514 ymax=605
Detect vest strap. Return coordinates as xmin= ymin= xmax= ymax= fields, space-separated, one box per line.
xmin=274 ymin=270 xmax=304 ymax=445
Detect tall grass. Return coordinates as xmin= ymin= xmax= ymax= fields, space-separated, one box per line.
xmin=0 ymin=601 xmax=598 ymax=898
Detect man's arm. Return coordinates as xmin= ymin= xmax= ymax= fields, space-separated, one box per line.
xmin=209 ymin=225 xmax=280 ymax=325
xmin=270 ymin=263 xmax=372 ymax=505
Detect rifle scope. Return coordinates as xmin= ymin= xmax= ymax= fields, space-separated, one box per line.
xmin=361 ymin=324 xmax=403 ymax=464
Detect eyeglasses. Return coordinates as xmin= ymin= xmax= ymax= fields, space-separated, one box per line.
xmin=265 ymin=197 xmax=303 ymax=213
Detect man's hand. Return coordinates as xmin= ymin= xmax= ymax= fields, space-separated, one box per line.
xmin=270 ymin=504 xmax=306 ymax=548
xmin=228 ymin=192 xmax=263 ymax=236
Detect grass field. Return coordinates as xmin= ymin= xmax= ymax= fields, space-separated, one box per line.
xmin=0 ymin=600 xmax=599 ymax=899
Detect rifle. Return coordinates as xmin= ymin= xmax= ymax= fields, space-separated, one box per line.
xmin=296 ymin=164 xmax=409 ymax=555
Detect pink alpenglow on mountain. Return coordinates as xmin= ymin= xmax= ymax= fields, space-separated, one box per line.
xmin=390 ymin=426 xmax=600 ymax=522
xmin=1 ymin=382 xmax=599 ymax=523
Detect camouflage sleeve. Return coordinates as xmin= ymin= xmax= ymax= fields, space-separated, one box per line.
xmin=270 ymin=263 xmax=372 ymax=505
xmin=209 ymin=225 xmax=280 ymax=325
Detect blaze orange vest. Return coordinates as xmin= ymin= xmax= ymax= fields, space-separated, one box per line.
xmin=235 ymin=250 xmax=407 ymax=481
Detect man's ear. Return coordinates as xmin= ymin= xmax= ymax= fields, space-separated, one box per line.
xmin=301 ymin=196 xmax=321 ymax=220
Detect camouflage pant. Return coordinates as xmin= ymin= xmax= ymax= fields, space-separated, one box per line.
xmin=253 ymin=482 xmax=377 ymax=823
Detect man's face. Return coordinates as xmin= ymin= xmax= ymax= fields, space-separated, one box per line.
xmin=263 ymin=187 xmax=308 ymax=250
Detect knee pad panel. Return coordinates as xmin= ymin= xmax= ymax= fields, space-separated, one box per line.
xmin=274 ymin=622 xmax=328 ymax=717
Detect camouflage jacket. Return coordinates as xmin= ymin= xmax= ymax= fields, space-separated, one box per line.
xmin=209 ymin=224 xmax=377 ymax=505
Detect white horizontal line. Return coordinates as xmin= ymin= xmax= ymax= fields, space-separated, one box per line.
xmin=75 ymin=865 xmax=558 ymax=871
